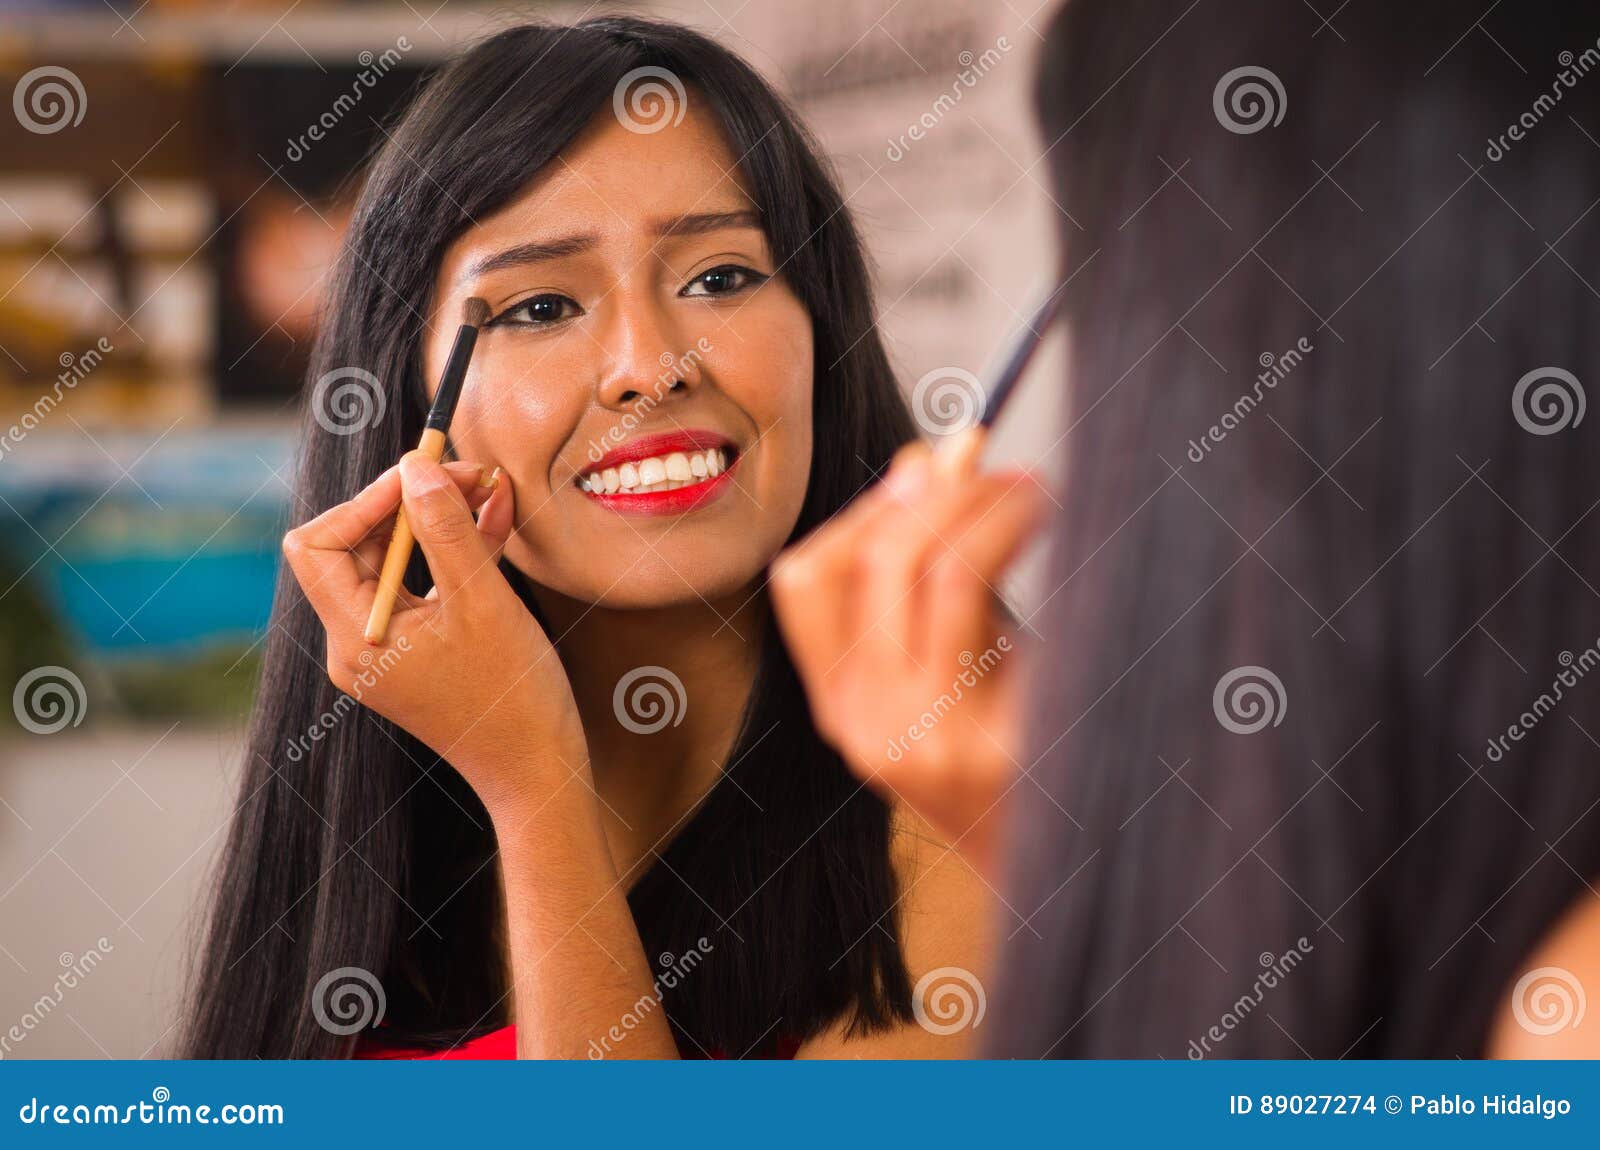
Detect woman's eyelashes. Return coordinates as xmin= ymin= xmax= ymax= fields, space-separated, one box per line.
xmin=485 ymin=292 xmax=582 ymax=330
xmin=483 ymin=265 xmax=767 ymax=331
xmin=681 ymin=264 xmax=768 ymax=298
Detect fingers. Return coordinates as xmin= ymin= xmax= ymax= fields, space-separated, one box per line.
xmin=283 ymin=460 xmax=497 ymax=626
xmin=409 ymin=467 xmax=512 ymax=600
xmin=773 ymin=436 xmax=1048 ymax=700
xmin=398 ymin=452 xmax=497 ymax=597
xmin=351 ymin=463 xmax=497 ymax=579
xmin=779 ymin=440 xmax=932 ymax=572
xmin=925 ymin=471 xmax=1048 ymax=666
xmin=856 ymin=446 xmax=987 ymax=671
xmin=472 ymin=468 xmax=514 ymax=563
xmin=931 ymin=425 xmax=986 ymax=481
xmin=840 ymin=429 xmax=996 ymax=670
xmin=293 ymin=461 xmax=490 ymax=554
xmin=771 ymin=441 xmax=930 ymax=693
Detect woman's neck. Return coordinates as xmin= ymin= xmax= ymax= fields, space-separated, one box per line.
xmin=530 ymin=582 xmax=768 ymax=883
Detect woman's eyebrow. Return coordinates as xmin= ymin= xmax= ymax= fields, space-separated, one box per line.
xmin=466 ymin=210 xmax=762 ymax=277
xmin=468 ymin=233 xmax=599 ymax=276
xmin=652 ymin=209 xmax=763 ymax=238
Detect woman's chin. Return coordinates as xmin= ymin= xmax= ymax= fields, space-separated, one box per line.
xmin=518 ymin=553 xmax=772 ymax=612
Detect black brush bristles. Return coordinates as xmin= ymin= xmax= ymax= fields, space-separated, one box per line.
xmin=424 ymin=298 xmax=488 ymax=432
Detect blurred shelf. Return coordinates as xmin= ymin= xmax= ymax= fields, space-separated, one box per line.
xmin=0 ymin=1 xmax=606 ymax=64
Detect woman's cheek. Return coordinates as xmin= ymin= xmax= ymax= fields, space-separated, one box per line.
xmin=452 ymin=376 xmax=571 ymax=492
xmin=759 ymin=364 xmax=814 ymax=530
xmin=756 ymin=308 xmax=815 ymax=520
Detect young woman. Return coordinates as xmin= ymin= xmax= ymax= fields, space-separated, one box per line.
xmin=778 ymin=0 xmax=1600 ymax=1058
xmin=182 ymin=16 xmax=1002 ymax=1059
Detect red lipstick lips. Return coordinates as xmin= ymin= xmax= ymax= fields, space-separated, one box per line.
xmin=586 ymin=429 xmax=733 ymax=473
xmin=578 ymin=429 xmax=739 ymax=517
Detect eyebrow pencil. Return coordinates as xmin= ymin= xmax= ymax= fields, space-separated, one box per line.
xmin=364 ymin=296 xmax=490 ymax=643
xmin=978 ymin=285 xmax=1065 ymax=430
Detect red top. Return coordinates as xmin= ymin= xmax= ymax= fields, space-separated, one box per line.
xmin=357 ymin=1024 xmax=800 ymax=1060
xmin=358 ymin=1025 xmax=518 ymax=1060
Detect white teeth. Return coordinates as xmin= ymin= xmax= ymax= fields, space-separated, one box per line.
xmin=581 ymin=447 xmax=731 ymax=494
xmin=637 ymin=457 xmax=666 ymax=485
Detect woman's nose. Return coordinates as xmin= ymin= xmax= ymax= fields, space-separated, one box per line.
xmin=594 ymin=297 xmax=703 ymax=411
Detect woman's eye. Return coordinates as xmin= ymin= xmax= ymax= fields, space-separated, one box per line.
xmin=682 ymin=265 xmax=764 ymax=298
xmin=491 ymin=293 xmax=581 ymax=327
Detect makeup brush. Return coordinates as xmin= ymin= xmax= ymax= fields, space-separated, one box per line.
xmin=364 ymin=297 xmax=491 ymax=643
xmin=978 ymin=285 xmax=1065 ymax=430
xmin=932 ymin=286 xmax=1064 ymax=477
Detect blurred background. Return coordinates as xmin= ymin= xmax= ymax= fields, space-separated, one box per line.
xmin=0 ymin=0 xmax=1060 ymax=1056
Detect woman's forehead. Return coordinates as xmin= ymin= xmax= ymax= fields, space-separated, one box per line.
xmin=450 ymin=102 xmax=758 ymax=260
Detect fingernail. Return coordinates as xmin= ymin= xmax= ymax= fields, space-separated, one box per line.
xmin=884 ymin=452 xmax=931 ymax=500
xmin=480 ymin=466 xmax=502 ymax=491
xmin=443 ymin=460 xmax=485 ymax=481
xmin=934 ymin=425 xmax=986 ymax=477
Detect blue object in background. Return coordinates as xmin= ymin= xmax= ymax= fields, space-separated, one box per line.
xmin=0 ymin=428 xmax=295 ymax=661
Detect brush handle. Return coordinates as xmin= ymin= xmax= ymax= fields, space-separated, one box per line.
xmin=364 ymin=427 xmax=447 ymax=643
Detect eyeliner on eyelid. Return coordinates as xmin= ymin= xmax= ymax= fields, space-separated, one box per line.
xmin=483 ymin=266 xmax=765 ymax=328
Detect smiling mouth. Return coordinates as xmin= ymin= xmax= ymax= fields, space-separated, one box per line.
xmin=574 ymin=432 xmax=742 ymax=516
xmin=577 ymin=444 xmax=735 ymax=495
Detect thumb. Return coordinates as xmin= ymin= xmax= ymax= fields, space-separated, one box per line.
xmin=398 ymin=451 xmax=493 ymax=596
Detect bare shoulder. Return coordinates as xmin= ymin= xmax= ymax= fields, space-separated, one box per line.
xmin=795 ymin=805 xmax=995 ymax=1059
xmin=1486 ymin=891 xmax=1600 ymax=1057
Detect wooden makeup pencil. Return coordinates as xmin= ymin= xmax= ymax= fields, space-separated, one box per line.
xmin=364 ymin=296 xmax=491 ymax=643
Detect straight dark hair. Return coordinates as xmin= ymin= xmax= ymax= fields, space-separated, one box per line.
xmin=184 ymin=16 xmax=916 ymax=1059
xmin=994 ymin=0 xmax=1600 ymax=1057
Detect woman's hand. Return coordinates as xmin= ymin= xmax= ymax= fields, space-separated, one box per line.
xmin=770 ymin=431 xmax=1047 ymax=876
xmin=280 ymin=452 xmax=587 ymax=815
xmin=286 ymin=453 xmax=678 ymax=1058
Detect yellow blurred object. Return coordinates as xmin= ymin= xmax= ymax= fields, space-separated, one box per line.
xmin=0 ymin=304 xmax=74 ymax=377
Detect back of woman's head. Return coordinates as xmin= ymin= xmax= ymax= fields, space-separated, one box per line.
xmin=995 ymin=0 xmax=1600 ymax=1057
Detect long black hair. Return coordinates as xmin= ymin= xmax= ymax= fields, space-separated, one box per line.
xmin=184 ymin=16 xmax=917 ymax=1059
xmin=994 ymin=0 xmax=1600 ymax=1057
